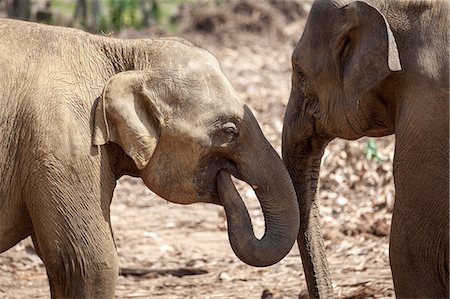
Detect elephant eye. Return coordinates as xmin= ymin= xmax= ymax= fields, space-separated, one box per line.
xmin=223 ymin=122 xmax=238 ymax=135
xmin=214 ymin=122 xmax=238 ymax=148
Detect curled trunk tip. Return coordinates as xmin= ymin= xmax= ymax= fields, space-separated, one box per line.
xmin=217 ymin=170 xmax=299 ymax=267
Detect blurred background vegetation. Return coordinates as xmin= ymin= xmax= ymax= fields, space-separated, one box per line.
xmin=0 ymin=0 xmax=217 ymax=33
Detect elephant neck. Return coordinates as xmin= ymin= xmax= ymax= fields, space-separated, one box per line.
xmin=96 ymin=38 xmax=139 ymax=73
xmin=96 ymin=37 xmax=183 ymax=75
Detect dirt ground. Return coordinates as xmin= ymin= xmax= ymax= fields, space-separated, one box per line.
xmin=0 ymin=1 xmax=395 ymax=298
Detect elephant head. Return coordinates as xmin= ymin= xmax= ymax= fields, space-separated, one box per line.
xmin=282 ymin=0 xmax=401 ymax=297
xmin=92 ymin=42 xmax=300 ymax=267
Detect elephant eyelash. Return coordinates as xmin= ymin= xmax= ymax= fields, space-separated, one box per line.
xmin=222 ymin=122 xmax=239 ymax=138
xmin=224 ymin=126 xmax=238 ymax=135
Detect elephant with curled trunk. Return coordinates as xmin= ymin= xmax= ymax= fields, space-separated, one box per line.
xmin=282 ymin=0 xmax=449 ymax=298
xmin=0 ymin=19 xmax=300 ymax=298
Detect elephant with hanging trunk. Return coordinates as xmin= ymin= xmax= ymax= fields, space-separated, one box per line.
xmin=282 ymin=0 xmax=449 ymax=298
xmin=0 ymin=19 xmax=300 ymax=298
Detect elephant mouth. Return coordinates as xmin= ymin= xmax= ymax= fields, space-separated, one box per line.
xmin=194 ymin=156 xmax=240 ymax=205
xmin=211 ymin=165 xmax=241 ymax=205
xmin=215 ymin=170 xmax=249 ymax=206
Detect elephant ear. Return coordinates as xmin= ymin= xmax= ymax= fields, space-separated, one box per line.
xmin=338 ymin=1 xmax=401 ymax=101
xmin=92 ymin=71 xmax=163 ymax=169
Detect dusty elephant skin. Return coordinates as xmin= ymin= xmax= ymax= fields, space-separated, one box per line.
xmin=282 ymin=0 xmax=449 ymax=298
xmin=0 ymin=19 xmax=300 ymax=298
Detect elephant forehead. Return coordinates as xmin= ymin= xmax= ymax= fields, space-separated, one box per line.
xmin=175 ymin=74 xmax=244 ymax=119
xmin=175 ymin=97 xmax=245 ymax=127
xmin=161 ymin=42 xmax=221 ymax=76
xmin=182 ymin=62 xmax=232 ymax=95
xmin=293 ymin=2 xmax=343 ymax=76
xmin=158 ymin=44 xmax=245 ymax=120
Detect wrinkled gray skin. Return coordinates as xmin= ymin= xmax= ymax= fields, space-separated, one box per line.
xmin=0 ymin=19 xmax=300 ymax=298
xmin=282 ymin=0 xmax=449 ymax=298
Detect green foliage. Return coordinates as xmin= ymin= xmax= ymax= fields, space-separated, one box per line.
xmin=23 ymin=0 xmax=219 ymax=32
xmin=150 ymin=1 xmax=186 ymax=33
xmin=364 ymin=139 xmax=378 ymax=161
xmin=20 ymin=0 xmax=215 ymax=33
xmin=51 ymin=0 xmax=76 ymax=13
xmin=103 ymin=0 xmax=142 ymax=31
xmin=364 ymin=139 xmax=388 ymax=162
xmin=96 ymin=0 xmax=187 ymax=32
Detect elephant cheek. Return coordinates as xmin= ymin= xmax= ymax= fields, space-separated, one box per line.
xmin=193 ymin=156 xmax=238 ymax=204
xmin=139 ymin=159 xmax=204 ymax=205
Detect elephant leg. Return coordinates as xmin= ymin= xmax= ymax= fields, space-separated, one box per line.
xmin=389 ymin=194 xmax=449 ymax=298
xmin=0 ymin=207 xmax=32 ymax=253
xmin=28 ymin=195 xmax=118 ymax=298
xmin=390 ymin=128 xmax=449 ymax=298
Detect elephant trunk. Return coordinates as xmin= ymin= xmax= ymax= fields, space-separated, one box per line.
xmin=282 ymin=75 xmax=334 ymax=298
xmin=283 ymin=151 xmax=333 ymax=298
xmin=217 ymin=146 xmax=300 ymax=267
